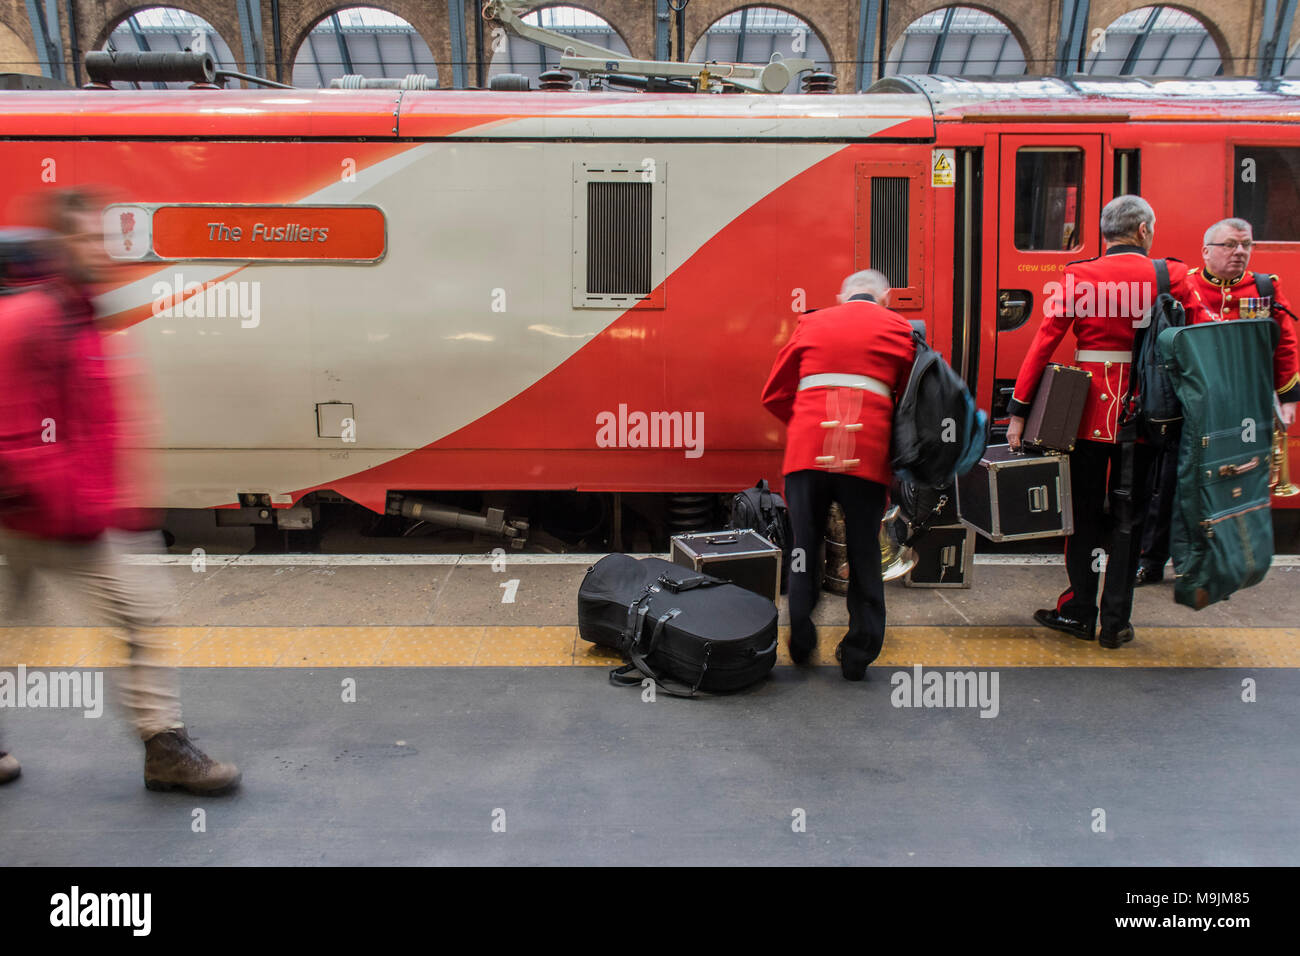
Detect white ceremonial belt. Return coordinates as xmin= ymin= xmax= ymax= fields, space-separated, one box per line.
xmin=797 ymin=373 xmax=891 ymax=398
xmin=1075 ymin=350 xmax=1132 ymax=364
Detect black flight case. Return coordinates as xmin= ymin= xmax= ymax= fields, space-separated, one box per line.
xmin=670 ymin=530 xmax=781 ymax=604
xmin=957 ymin=444 xmax=1074 ymax=542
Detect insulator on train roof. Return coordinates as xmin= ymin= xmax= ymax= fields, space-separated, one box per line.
xmin=489 ymin=73 xmax=531 ymax=92
xmin=84 ymin=50 xmax=216 ymax=87
xmin=800 ymin=72 xmax=837 ymax=95
xmin=538 ymin=70 xmax=574 ymax=91
xmin=328 ymin=74 xmax=433 ymax=89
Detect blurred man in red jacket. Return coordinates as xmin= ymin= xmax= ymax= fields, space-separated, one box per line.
xmin=0 ymin=190 xmax=238 ymax=792
xmin=762 ymin=270 xmax=916 ymax=680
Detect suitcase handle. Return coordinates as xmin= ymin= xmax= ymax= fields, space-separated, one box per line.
xmin=1218 ymin=456 xmax=1259 ymax=477
xmin=705 ymin=534 xmax=740 ymax=545
xmin=657 ymin=572 xmax=723 ymax=593
xmin=1027 ymin=485 xmax=1049 ymax=513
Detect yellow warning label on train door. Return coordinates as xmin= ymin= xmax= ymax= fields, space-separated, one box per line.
xmin=932 ymin=149 xmax=956 ymax=187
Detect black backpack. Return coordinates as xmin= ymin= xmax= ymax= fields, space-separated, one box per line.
xmin=890 ymin=330 xmax=988 ymax=488
xmin=1124 ymin=259 xmax=1187 ymax=448
xmin=0 ymin=229 xmax=59 ymax=294
xmin=727 ymin=479 xmax=792 ymax=593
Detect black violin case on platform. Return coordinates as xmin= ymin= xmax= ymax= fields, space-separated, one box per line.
xmin=578 ymin=554 xmax=777 ymax=697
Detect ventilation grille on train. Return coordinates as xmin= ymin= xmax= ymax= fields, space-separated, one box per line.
xmin=870 ymin=176 xmax=909 ymax=289
xmin=586 ymin=181 xmax=653 ymax=295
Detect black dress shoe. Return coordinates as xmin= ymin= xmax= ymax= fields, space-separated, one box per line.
xmin=1134 ymin=563 xmax=1165 ymax=587
xmin=788 ymin=633 xmax=815 ymax=665
xmin=834 ymin=642 xmax=867 ymax=681
xmin=1033 ymin=608 xmax=1096 ymax=642
xmin=1099 ymin=625 xmax=1135 ymax=649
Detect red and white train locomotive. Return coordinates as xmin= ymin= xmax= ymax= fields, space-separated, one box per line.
xmin=1 ymin=73 xmax=1298 ymax=539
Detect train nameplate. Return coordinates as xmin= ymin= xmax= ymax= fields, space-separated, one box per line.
xmin=102 ymin=204 xmax=387 ymax=263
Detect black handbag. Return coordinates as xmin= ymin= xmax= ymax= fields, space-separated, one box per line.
xmin=578 ymin=554 xmax=778 ymax=697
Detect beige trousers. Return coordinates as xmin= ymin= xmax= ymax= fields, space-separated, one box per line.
xmin=1 ymin=528 xmax=184 ymax=739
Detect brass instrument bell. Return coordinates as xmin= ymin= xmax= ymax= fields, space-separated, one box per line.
xmin=1271 ymin=416 xmax=1299 ymax=497
xmin=822 ymin=502 xmax=915 ymax=593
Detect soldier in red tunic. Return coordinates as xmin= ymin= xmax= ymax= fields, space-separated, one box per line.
xmin=1006 ymin=196 xmax=1201 ymax=648
xmin=1135 ymin=217 xmax=1300 ymax=584
xmin=761 ymin=270 xmax=916 ymax=680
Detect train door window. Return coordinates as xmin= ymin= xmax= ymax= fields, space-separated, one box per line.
xmin=854 ymin=160 xmax=926 ymax=309
xmin=1014 ymin=148 xmax=1083 ymax=251
xmin=1114 ymin=149 xmax=1141 ymax=198
xmin=572 ymin=162 xmax=667 ymax=309
xmin=1233 ymin=146 xmax=1300 ymax=241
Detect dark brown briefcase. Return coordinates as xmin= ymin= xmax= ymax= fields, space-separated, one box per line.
xmin=1023 ymin=364 xmax=1091 ymax=453
xmin=957 ymin=445 xmax=1073 ymax=542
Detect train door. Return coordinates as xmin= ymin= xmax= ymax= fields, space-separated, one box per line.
xmin=990 ymin=134 xmax=1104 ymax=430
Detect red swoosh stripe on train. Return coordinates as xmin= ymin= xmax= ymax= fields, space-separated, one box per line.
xmin=298 ymin=142 xmax=882 ymax=510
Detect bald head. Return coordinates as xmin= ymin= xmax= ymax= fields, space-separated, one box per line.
xmin=838 ymin=269 xmax=891 ymax=306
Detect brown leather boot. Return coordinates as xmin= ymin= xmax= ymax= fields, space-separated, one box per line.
xmin=143 ymin=728 xmax=240 ymax=794
xmin=0 ymin=751 xmax=19 ymax=784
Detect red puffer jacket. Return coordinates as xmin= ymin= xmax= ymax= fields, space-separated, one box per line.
xmin=0 ymin=280 xmax=119 ymax=541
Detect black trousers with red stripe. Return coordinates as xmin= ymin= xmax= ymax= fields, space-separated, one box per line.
xmin=1058 ymin=439 xmax=1156 ymax=632
xmin=783 ymin=469 xmax=888 ymax=670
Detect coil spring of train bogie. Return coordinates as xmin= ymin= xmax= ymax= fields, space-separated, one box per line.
xmin=665 ymin=493 xmax=716 ymax=535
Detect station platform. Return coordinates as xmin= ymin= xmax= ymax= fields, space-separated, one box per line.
xmin=2 ymin=551 xmax=1298 ymax=865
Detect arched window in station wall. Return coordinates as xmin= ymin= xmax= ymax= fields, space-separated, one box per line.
xmin=106 ymin=7 xmax=238 ymax=89
xmin=886 ymin=6 xmax=1025 ymax=77
xmin=1085 ymin=5 xmax=1222 ymax=77
xmin=689 ymin=6 xmax=830 ymax=92
xmin=488 ymin=6 xmax=629 ymax=87
xmin=293 ymin=7 xmax=437 ymax=89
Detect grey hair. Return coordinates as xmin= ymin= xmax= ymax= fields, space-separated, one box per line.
xmin=841 ymin=269 xmax=891 ymax=299
xmin=1203 ymin=217 xmax=1252 ymax=246
xmin=1100 ymin=195 xmax=1155 ymax=241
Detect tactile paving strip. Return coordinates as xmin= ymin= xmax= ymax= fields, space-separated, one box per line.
xmin=1 ymin=624 xmax=1297 ymax=667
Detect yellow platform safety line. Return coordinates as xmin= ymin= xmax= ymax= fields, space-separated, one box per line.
xmin=0 ymin=625 xmax=1298 ymax=668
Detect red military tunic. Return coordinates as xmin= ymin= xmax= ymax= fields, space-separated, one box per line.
xmin=1184 ymin=268 xmax=1300 ymax=402
xmin=761 ymin=295 xmax=917 ymax=486
xmin=1007 ymin=247 xmax=1200 ymax=443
